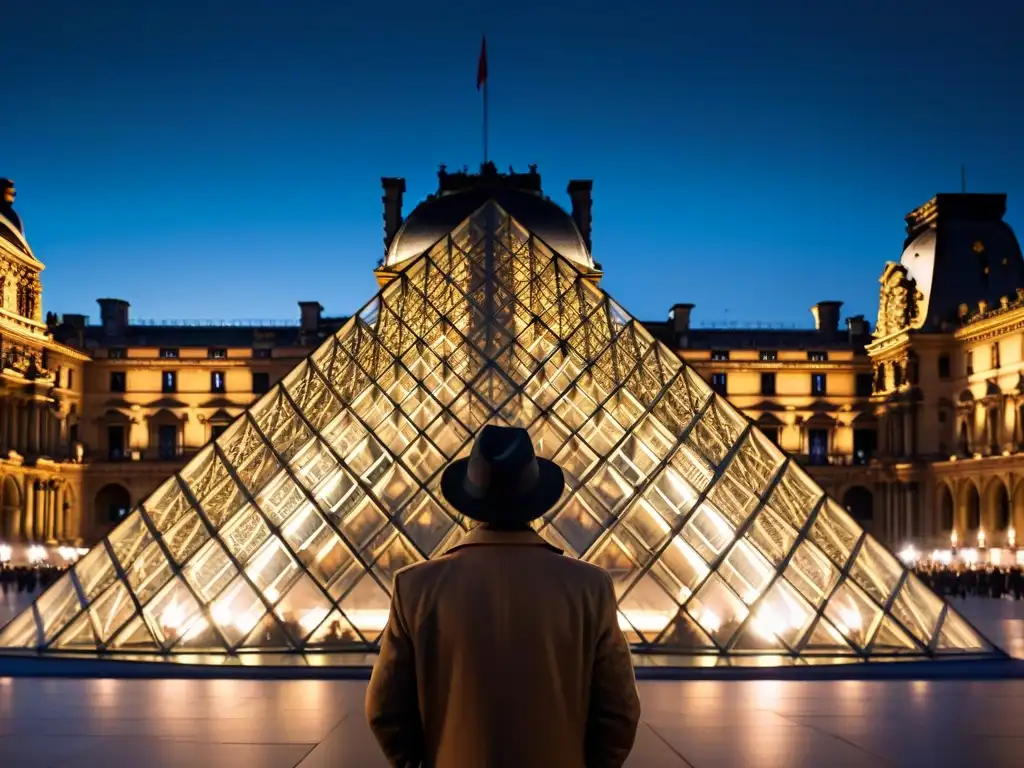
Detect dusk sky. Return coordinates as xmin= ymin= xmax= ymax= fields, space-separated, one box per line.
xmin=4 ymin=1 xmax=1022 ymax=329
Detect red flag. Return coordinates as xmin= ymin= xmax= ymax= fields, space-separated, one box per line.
xmin=476 ymin=35 xmax=488 ymax=91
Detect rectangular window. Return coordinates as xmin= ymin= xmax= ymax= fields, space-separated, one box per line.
xmin=158 ymin=425 xmax=178 ymax=460
xmin=211 ymin=371 xmax=226 ymax=393
xmin=808 ymin=428 xmax=829 ymax=465
xmin=853 ymin=428 xmax=877 ymax=465
xmin=855 ymin=373 xmax=873 ymax=397
xmin=252 ymin=372 xmax=271 ymax=394
xmin=67 ymin=368 xmax=74 ymax=389
xmin=761 ymin=426 xmax=780 ymax=446
xmin=991 ymin=342 xmax=1000 ymax=370
xmin=760 ymin=372 xmax=776 ymax=396
xmin=966 ymin=350 xmax=974 ymax=376
xmin=211 ymin=424 xmax=229 ymax=441
xmin=253 ymin=348 xmax=272 ymax=359
xmin=160 ymin=348 xmax=179 ymax=359
xmin=108 ymin=347 xmax=127 ymax=359
xmin=938 ymin=354 xmax=951 ymax=379
xmin=107 ymin=425 xmax=126 ymax=461
xmin=162 ymin=371 xmax=177 ymax=393
xmin=759 ymin=350 xmax=778 ymax=362
xmin=808 ymin=350 xmax=828 ymax=362
xmin=110 ymin=371 xmax=126 ymax=393
xmin=710 ymin=349 xmax=730 ymax=362
xmin=209 ymin=348 xmax=228 ymax=360
xmin=710 ymin=372 xmax=727 ymax=395
xmin=811 ymin=373 xmax=827 ymax=396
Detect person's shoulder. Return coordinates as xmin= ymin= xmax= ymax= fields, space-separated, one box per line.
xmin=549 ymin=554 xmax=613 ymax=586
xmin=392 ymin=552 xmax=457 ymax=590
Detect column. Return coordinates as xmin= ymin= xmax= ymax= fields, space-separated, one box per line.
xmin=43 ymin=481 xmax=53 ymax=540
xmin=54 ymin=483 xmax=65 ymax=540
xmin=22 ymin=480 xmax=33 ymax=542
xmin=35 ymin=481 xmax=45 ymax=541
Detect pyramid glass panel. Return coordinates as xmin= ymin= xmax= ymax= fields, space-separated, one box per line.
xmin=0 ymin=200 xmax=1002 ymax=665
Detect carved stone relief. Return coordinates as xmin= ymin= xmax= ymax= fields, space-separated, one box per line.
xmin=875 ymin=263 xmax=924 ymax=337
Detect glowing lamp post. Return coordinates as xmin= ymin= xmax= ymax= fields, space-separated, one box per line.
xmin=978 ymin=528 xmax=986 ymax=549
xmin=950 ymin=529 xmax=959 ymax=554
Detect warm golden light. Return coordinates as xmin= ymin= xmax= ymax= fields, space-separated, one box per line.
xmin=951 ymin=530 xmax=959 ymax=548
xmin=978 ymin=528 xmax=986 ymax=549
xmin=0 ymin=200 xmax=995 ymax=664
xmin=1009 ymin=527 xmax=1016 ymax=549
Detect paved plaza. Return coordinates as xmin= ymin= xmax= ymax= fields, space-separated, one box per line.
xmin=0 ymin=594 xmax=1023 ymax=766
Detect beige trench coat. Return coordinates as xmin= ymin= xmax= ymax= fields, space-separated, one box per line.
xmin=366 ymin=526 xmax=641 ymax=768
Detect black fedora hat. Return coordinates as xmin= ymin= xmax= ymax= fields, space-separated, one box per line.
xmin=440 ymin=425 xmax=565 ymax=525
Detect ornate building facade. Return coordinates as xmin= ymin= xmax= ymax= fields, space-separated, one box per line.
xmin=2 ymin=170 xmax=1022 ymax=557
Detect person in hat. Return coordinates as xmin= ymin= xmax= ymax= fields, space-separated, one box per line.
xmin=366 ymin=424 xmax=641 ymax=768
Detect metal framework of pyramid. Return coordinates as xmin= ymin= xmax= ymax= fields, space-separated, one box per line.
xmin=0 ymin=202 xmax=1002 ymax=665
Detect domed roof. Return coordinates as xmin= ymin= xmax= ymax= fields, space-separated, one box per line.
xmin=0 ymin=179 xmax=36 ymax=260
xmin=385 ymin=175 xmax=593 ymax=269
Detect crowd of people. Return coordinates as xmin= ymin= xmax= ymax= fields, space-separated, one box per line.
xmin=913 ymin=563 xmax=1024 ymax=600
xmin=0 ymin=564 xmax=68 ymax=595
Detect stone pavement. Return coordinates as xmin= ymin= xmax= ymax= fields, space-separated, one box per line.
xmin=2 ymin=676 xmax=1024 ymax=767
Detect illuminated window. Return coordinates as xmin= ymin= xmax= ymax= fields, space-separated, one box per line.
xmin=162 ymin=371 xmax=177 ymax=393
xmin=209 ymin=348 xmax=228 ymax=360
xmin=710 ymin=372 xmax=727 ymax=394
xmin=811 ymin=373 xmax=827 ymax=396
xmin=211 ymin=371 xmax=226 ymax=393
xmin=160 ymin=348 xmax=179 ymax=359
xmin=158 ymin=425 xmax=178 ymax=460
xmin=759 ymin=350 xmax=777 ymax=362
xmin=808 ymin=350 xmax=828 ymax=362
xmin=710 ymin=349 xmax=729 ymax=361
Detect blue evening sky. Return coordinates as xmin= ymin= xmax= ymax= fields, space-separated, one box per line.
xmin=4 ymin=1 xmax=1022 ymax=328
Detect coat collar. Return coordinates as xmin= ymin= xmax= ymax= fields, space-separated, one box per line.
xmin=444 ymin=526 xmax=563 ymax=555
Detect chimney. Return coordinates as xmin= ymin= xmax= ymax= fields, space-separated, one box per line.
xmin=670 ymin=303 xmax=694 ymax=347
xmin=567 ymin=180 xmax=593 ymax=252
xmin=381 ymin=177 xmax=406 ymax=254
xmin=810 ymin=301 xmax=843 ymax=334
xmin=299 ymin=301 xmax=323 ymax=335
xmin=96 ymin=299 xmax=129 ymax=337
xmin=846 ymin=315 xmax=868 ymax=339
xmin=61 ymin=313 xmax=87 ymax=330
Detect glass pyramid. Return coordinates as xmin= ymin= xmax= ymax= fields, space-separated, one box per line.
xmin=0 ymin=202 xmax=1001 ymax=664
